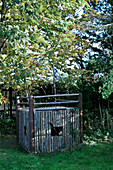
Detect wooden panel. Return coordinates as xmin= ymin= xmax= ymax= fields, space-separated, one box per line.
xmin=18 ymin=109 xmax=30 ymax=151
xmin=18 ymin=106 xmax=80 ymax=154
xmin=33 ymin=107 xmax=79 ymax=154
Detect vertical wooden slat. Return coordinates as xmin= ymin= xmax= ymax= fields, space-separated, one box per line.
xmin=51 ymin=110 xmax=53 ymax=152
xmin=47 ymin=111 xmax=49 ymax=153
xmin=77 ymin=109 xmax=80 ymax=144
xmin=40 ymin=111 xmax=42 ymax=153
xmin=44 ymin=111 xmax=46 ymax=153
xmin=75 ymin=108 xmax=79 ymax=144
xmin=53 ymin=110 xmax=55 ymax=152
xmin=72 ymin=109 xmax=75 ymax=145
xmin=64 ymin=110 xmax=66 ymax=147
xmin=52 ymin=110 xmax=55 ymax=152
xmin=48 ymin=111 xmax=51 ymax=152
xmin=45 ymin=111 xmax=47 ymax=153
xmin=37 ymin=111 xmax=39 ymax=153
xmin=34 ymin=110 xmax=39 ymax=153
xmin=19 ymin=110 xmax=21 ymax=144
xmin=21 ymin=111 xmax=23 ymax=145
xmin=62 ymin=110 xmax=65 ymax=148
xmin=74 ymin=109 xmax=76 ymax=145
xmin=55 ymin=110 xmax=57 ymax=152
xmin=25 ymin=111 xmax=27 ymax=148
xmin=24 ymin=111 xmax=26 ymax=147
xmin=33 ymin=110 xmax=36 ymax=153
xmin=38 ymin=111 xmax=41 ymax=153
xmin=58 ymin=110 xmax=60 ymax=149
xmin=22 ymin=111 xmax=24 ymax=145
xmin=16 ymin=96 xmax=20 ymax=143
xmin=60 ymin=110 xmax=62 ymax=148
xmin=41 ymin=111 xmax=42 ymax=153
xmin=35 ymin=110 xmax=37 ymax=153
xmin=29 ymin=96 xmax=34 ymax=152
xmin=50 ymin=111 xmax=52 ymax=152
xmin=24 ymin=111 xmax=25 ymax=147
xmin=41 ymin=111 xmax=42 ymax=152
xmin=21 ymin=112 xmax=24 ymax=146
xmin=68 ymin=109 xmax=71 ymax=151
xmin=9 ymin=87 xmax=12 ymax=118
xmin=42 ymin=111 xmax=44 ymax=153
xmin=78 ymin=93 xmax=83 ymax=143
xmin=20 ymin=111 xmax=22 ymax=144
xmin=72 ymin=110 xmax=74 ymax=145
xmin=42 ymin=111 xmax=45 ymax=153
xmin=42 ymin=111 xmax=43 ymax=153
xmin=36 ymin=111 xmax=37 ymax=153
xmin=21 ymin=111 xmax=23 ymax=146
xmin=55 ymin=110 xmax=59 ymax=151
xmin=66 ymin=110 xmax=68 ymax=149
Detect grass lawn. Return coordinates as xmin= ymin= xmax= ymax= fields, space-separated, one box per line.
xmin=0 ymin=135 xmax=113 ymax=170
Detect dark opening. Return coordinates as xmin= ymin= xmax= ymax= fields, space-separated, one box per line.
xmin=24 ymin=126 xmax=27 ymax=135
xmin=51 ymin=126 xmax=63 ymax=136
xmin=48 ymin=122 xmax=63 ymax=136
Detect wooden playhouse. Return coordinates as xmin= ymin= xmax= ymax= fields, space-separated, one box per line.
xmin=16 ymin=93 xmax=83 ymax=154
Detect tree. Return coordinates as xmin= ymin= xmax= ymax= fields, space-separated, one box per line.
xmin=0 ymin=0 xmax=96 ymax=102
xmin=99 ymin=0 xmax=113 ymax=99
xmin=80 ymin=0 xmax=113 ymax=99
xmin=70 ymin=0 xmax=113 ymax=139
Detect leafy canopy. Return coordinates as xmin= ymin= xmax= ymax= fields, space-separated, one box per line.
xmin=0 ymin=0 xmax=99 ymax=102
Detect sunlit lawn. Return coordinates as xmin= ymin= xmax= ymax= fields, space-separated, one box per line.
xmin=0 ymin=135 xmax=113 ymax=170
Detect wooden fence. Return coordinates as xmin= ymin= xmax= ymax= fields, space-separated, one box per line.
xmin=16 ymin=93 xmax=82 ymax=154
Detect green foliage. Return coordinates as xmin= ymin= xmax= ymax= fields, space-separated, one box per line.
xmin=83 ymin=0 xmax=113 ymax=99
xmin=99 ymin=58 xmax=113 ymax=99
xmin=0 ymin=118 xmax=16 ymax=135
xmin=78 ymin=79 xmax=113 ymax=143
xmin=0 ymin=0 xmax=97 ymax=102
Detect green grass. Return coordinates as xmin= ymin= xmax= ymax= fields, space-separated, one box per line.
xmin=0 ymin=136 xmax=113 ymax=170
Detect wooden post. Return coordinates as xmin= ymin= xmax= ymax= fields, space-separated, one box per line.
xmin=9 ymin=87 xmax=12 ymax=118
xmin=16 ymin=96 xmax=20 ymax=143
xmin=29 ymin=96 xmax=34 ymax=152
xmin=78 ymin=93 xmax=83 ymax=143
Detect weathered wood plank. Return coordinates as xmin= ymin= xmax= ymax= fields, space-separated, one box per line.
xmin=16 ymin=96 xmax=20 ymax=143
xmin=45 ymin=111 xmax=48 ymax=153
xmin=78 ymin=93 xmax=83 ymax=143
xmin=48 ymin=111 xmax=51 ymax=153
xmin=34 ymin=93 xmax=79 ymax=99
xmin=29 ymin=96 xmax=34 ymax=152
xmin=34 ymin=100 xmax=79 ymax=106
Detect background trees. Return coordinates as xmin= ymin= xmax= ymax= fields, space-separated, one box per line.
xmin=0 ymin=0 xmax=91 ymax=98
